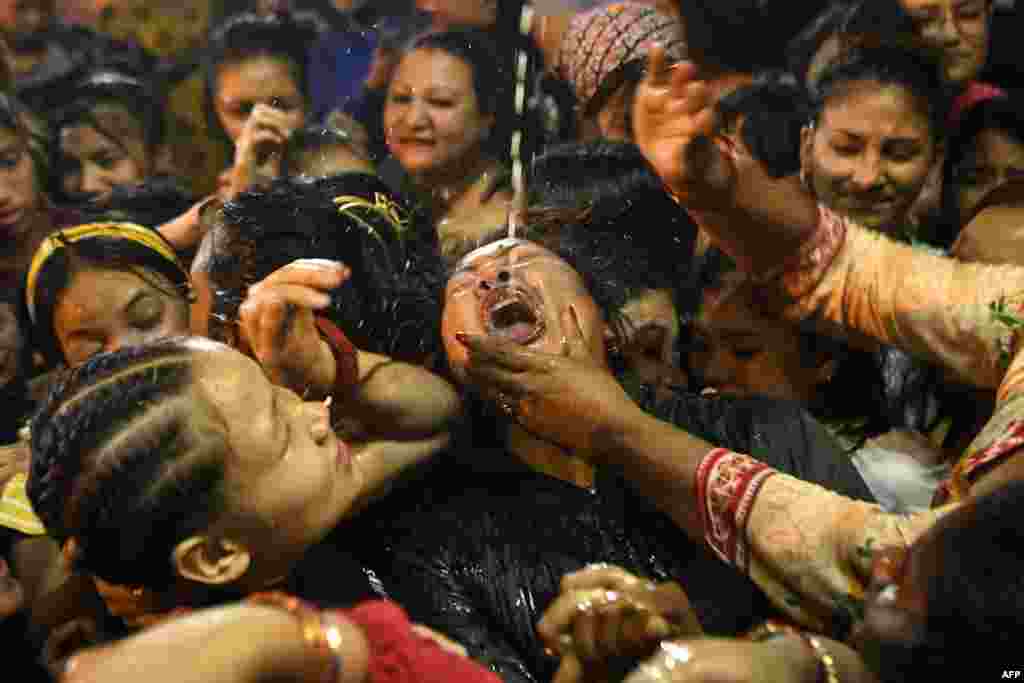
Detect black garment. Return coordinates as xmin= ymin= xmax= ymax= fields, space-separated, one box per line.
xmin=13 ymin=25 xmax=156 ymax=114
xmin=347 ymin=390 xmax=874 ymax=682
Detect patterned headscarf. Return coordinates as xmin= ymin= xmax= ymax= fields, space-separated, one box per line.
xmin=558 ymin=2 xmax=687 ymax=114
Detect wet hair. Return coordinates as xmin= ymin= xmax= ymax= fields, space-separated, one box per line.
xmin=399 ymin=28 xmax=511 ymax=158
xmin=281 ymin=123 xmax=370 ymax=178
xmin=938 ymin=95 xmax=1024 ymax=244
xmin=811 ymin=46 xmax=952 ymax=141
xmin=0 ymin=93 xmax=52 ymax=194
xmin=27 ymin=339 xmax=231 ymax=591
xmin=513 ymin=140 xmax=696 ymax=342
xmin=29 ymin=225 xmax=192 ymax=366
xmin=715 ymin=71 xmax=808 ymax=179
xmin=786 ymin=0 xmax=918 ymax=89
xmin=209 ymin=175 xmax=443 ymax=360
xmin=203 ymin=11 xmax=319 ymax=142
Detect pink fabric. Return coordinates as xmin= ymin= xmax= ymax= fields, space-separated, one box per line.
xmin=949 ymin=81 xmax=1006 ymax=128
xmin=343 ymin=601 xmax=502 ymax=683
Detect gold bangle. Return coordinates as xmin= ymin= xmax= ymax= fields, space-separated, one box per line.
xmin=803 ymin=635 xmax=841 ymax=683
xmin=248 ymin=592 xmax=343 ymax=683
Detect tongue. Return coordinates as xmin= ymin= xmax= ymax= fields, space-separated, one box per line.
xmin=491 ymin=322 xmax=538 ymax=344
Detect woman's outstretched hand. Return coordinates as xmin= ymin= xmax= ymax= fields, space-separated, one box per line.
xmin=457 ymin=306 xmax=644 ymax=458
xmin=632 ymin=47 xmax=736 ymax=211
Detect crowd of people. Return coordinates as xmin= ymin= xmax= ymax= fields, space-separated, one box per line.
xmin=1 ymin=0 xmax=1024 ymax=681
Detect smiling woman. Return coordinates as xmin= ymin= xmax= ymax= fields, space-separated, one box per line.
xmin=800 ymin=46 xmax=950 ymax=240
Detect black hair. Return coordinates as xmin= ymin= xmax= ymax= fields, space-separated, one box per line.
xmin=521 ymin=140 xmax=696 ymax=339
xmin=811 ymin=45 xmax=952 ymax=141
xmin=674 ymin=1 xmax=830 ymax=73
xmin=715 ymin=71 xmax=809 ymax=179
xmin=209 ymin=175 xmax=444 ymax=361
xmin=786 ymin=0 xmax=918 ymax=88
xmin=938 ymin=94 xmax=1024 ymax=245
xmin=203 ymin=11 xmax=319 ymax=143
xmin=75 ymin=177 xmax=198 ymax=229
xmin=29 ymin=225 xmax=192 ymax=366
xmin=281 ymin=123 xmax=370 ymax=177
xmin=27 ymin=339 xmax=230 ymax=591
xmin=52 ymin=70 xmax=166 ymax=151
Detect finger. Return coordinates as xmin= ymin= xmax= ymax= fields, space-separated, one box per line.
xmin=552 ymin=652 xmax=584 ymax=683
xmin=562 ymin=565 xmax=643 ymax=592
xmin=254 ymin=259 xmax=351 ymax=292
xmin=245 ymin=283 xmax=332 ymax=311
xmin=573 ymin=609 xmax=601 ymax=661
xmin=254 ymin=296 xmax=289 ymax=362
xmin=456 ymin=333 xmax=542 ymax=373
xmin=644 ymin=45 xmax=670 ymax=87
xmin=538 ymin=589 xmax=596 ymax=651
xmin=557 ymin=305 xmax=591 ymax=360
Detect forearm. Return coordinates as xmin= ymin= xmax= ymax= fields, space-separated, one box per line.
xmin=687 ymin=174 xmax=819 ymax=278
xmin=766 ymin=635 xmax=879 ymax=683
xmin=343 ymin=352 xmax=462 ymax=440
xmin=598 ymin=406 xmax=714 ymax=544
xmin=157 ymin=198 xmax=213 ymax=252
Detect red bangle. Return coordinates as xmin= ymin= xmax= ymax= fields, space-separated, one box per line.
xmin=315 ymin=317 xmax=360 ymax=390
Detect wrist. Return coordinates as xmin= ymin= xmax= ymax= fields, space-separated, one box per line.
xmin=763 ymin=634 xmax=829 ymax=683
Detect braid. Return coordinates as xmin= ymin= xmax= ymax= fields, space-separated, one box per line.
xmin=28 ymin=340 xmax=231 ymax=590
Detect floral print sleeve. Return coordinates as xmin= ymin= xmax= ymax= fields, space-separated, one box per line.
xmin=695 ymin=448 xmax=953 ymax=633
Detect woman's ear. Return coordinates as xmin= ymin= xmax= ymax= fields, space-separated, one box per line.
xmin=172 ymin=536 xmax=251 ymax=586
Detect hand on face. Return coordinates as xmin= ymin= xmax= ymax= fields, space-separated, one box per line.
xmin=228 ymin=104 xmax=299 ymax=198
xmin=538 ymin=564 xmax=702 ymax=683
xmin=632 ymin=47 xmax=735 ymax=210
xmin=239 ymin=259 xmax=350 ymax=395
xmin=457 ymin=305 xmax=641 ymax=458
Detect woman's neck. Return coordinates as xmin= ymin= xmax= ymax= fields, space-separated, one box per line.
xmin=504 ymin=422 xmax=595 ymax=489
xmin=416 ymin=155 xmax=502 ymax=219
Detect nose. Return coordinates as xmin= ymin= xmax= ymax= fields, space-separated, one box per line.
xmin=476 ymin=268 xmax=511 ymax=291
xmin=80 ymin=167 xmax=112 ymax=199
xmin=849 ymin=154 xmax=886 ymax=190
xmin=932 ymin=10 xmax=962 ymax=46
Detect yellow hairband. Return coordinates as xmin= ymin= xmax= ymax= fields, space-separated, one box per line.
xmin=26 ymin=222 xmax=184 ymax=324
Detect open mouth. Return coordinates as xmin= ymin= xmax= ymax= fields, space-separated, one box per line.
xmin=481 ymin=287 xmax=546 ymax=345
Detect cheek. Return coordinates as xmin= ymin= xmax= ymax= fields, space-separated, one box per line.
xmin=441 ymin=298 xmax=482 ymax=380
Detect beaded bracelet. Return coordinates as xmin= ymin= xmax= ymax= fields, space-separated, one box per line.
xmin=248 ymin=591 xmax=344 ymax=683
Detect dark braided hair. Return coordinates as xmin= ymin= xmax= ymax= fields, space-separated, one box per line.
xmin=27 ymin=339 xmax=231 ymax=591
